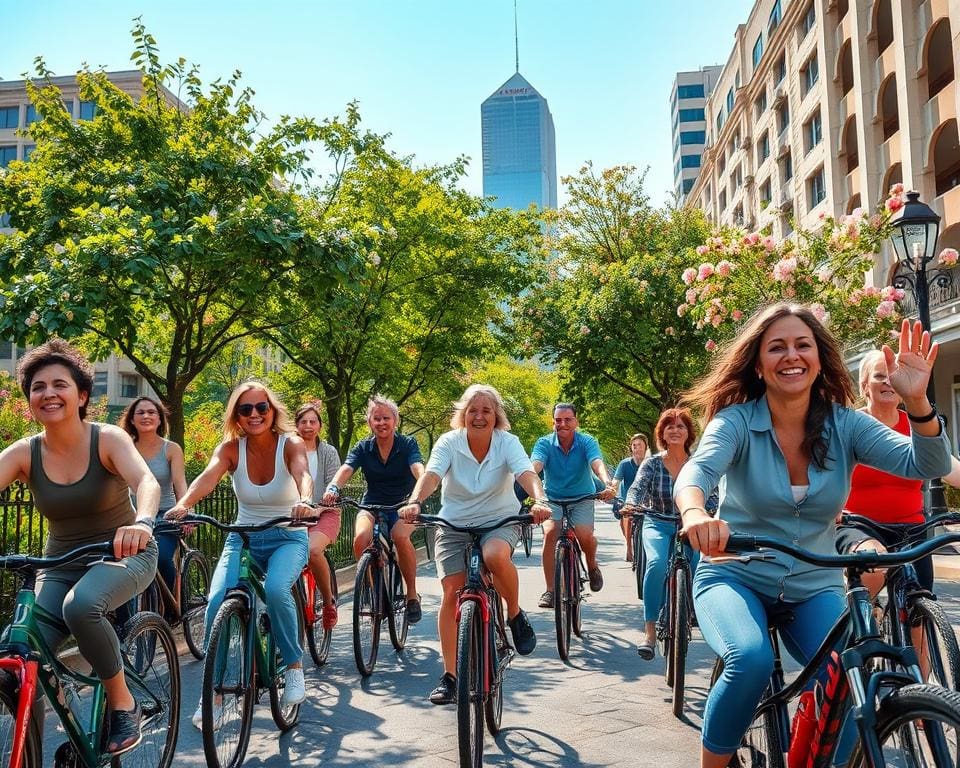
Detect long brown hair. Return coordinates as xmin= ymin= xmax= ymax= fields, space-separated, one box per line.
xmin=120 ymin=396 xmax=169 ymax=441
xmin=683 ymin=303 xmax=855 ymax=469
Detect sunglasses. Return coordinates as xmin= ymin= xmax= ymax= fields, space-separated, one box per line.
xmin=236 ymin=401 xmax=271 ymax=417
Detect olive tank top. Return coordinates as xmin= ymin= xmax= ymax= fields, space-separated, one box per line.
xmin=30 ymin=424 xmax=135 ymax=555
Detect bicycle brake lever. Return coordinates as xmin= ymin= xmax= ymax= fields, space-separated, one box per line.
xmin=707 ymin=553 xmax=777 ymax=564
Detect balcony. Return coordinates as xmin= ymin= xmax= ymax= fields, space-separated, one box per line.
xmin=777 ymin=189 xmax=793 ymax=211
xmin=923 ymin=86 xmax=958 ymax=137
xmin=874 ymin=46 xmax=897 ymax=86
xmin=879 ymin=131 xmax=902 ymax=171
xmin=844 ymin=168 xmax=860 ymax=200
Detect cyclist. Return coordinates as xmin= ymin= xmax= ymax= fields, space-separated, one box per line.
xmin=166 ymin=382 xmax=315 ymax=727
xmin=294 ymin=402 xmax=342 ymax=631
xmin=623 ymin=409 xmax=714 ymax=661
xmin=119 ymin=396 xmax=188 ymax=600
xmin=610 ymin=433 xmax=648 ymax=562
xmin=674 ymin=305 xmax=950 ymax=768
xmin=531 ymin=403 xmax=615 ymax=609
xmin=321 ymin=395 xmax=425 ymax=623
xmin=398 ymin=384 xmax=551 ymax=704
xmin=0 ymin=339 xmax=160 ymax=755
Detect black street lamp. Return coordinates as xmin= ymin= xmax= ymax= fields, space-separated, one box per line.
xmin=889 ymin=190 xmax=950 ymax=516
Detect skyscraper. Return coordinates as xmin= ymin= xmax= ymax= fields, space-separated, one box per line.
xmin=481 ymin=71 xmax=557 ymax=211
xmin=670 ymin=66 xmax=722 ymax=203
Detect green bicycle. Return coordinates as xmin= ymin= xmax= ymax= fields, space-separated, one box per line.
xmin=0 ymin=540 xmax=180 ymax=768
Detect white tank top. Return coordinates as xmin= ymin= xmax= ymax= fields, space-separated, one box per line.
xmin=232 ymin=434 xmax=300 ymax=525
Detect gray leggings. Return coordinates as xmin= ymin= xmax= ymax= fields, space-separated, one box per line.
xmin=34 ymin=539 xmax=158 ymax=680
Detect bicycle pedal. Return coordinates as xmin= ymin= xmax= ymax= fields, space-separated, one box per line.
xmin=53 ymin=741 xmax=82 ymax=768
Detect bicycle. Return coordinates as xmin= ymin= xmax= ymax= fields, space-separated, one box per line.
xmin=520 ymin=519 xmax=535 ymax=558
xmin=714 ymin=530 xmax=960 ymax=768
xmin=0 ymin=541 xmax=180 ymax=768
xmin=135 ymin=523 xmax=210 ymax=660
xmin=629 ymin=507 xmax=646 ymax=600
xmin=184 ymin=514 xmax=308 ymax=768
xmin=337 ymin=499 xmax=410 ymax=677
xmin=298 ymin=547 xmax=339 ymax=667
xmin=417 ymin=512 xmax=533 ymax=768
xmin=548 ymin=493 xmax=600 ymax=661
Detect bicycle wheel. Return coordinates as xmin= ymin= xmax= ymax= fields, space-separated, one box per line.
xmin=457 ymin=600 xmax=485 ymax=768
xmin=180 ymin=549 xmax=210 ymax=660
xmin=633 ymin=521 xmax=645 ymax=600
xmin=554 ymin=543 xmax=572 ymax=660
xmin=733 ymin=705 xmax=784 ymax=768
xmin=352 ymin=552 xmax=381 ymax=676
xmin=521 ymin=524 xmax=533 ymax=558
xmin=846 ymin=683 xmax=960 ymax=766
xmin=910 ymin=597 xmax=960 ymax=691
xmin=661 ymin=574 xmax=675 ymax=687
xmin=571 ymin=551 xmax=583 ymax=639
xmin=306 ymin=553 xmax=339 ymax=667
xmin=671 ymin=565 xmax=690 ymax=719
xmin=485 ymin=593 xmax=506 ymax=736
xmin=119 ymin=612 xmax=181 ymax=768
xmin=202 ymin=597 xmax=255 ymax=768
xmin=387 ymin=560 xmax=409 ymax=651
xmin=0 ymin=670 xmax=40 ymax=768
xmin=269 ymin=586 xmax=306 ymax=731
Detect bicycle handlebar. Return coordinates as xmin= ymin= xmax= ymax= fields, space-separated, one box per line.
xmin=181 ymin=514 xmax=318 ymax=532
xmin=545 ymin=493 xmax=602 ymax=507
xmin=0 ymin=541 xmax=114 ymax=572
xmin=417 ymin=514 xmax=534 ymax=535
xmin=327 ymin=498 xmax=406 ymax=513
xmin=840 ymin=511 xmax=960 ymax=542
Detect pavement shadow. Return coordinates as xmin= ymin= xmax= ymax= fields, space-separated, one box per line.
xmin=490 ymin=726 xmax=603 ymax=768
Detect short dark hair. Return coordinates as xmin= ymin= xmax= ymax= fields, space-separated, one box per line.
xmin=16 ymin=339 xmax=95 ymax=420
xmin=553 ymin=402 xmax=578 ymax=417
xmin=120 ymin=396 xmax=169 ymax=440
xmin=295 ymin=402 xmax=323 ymax=426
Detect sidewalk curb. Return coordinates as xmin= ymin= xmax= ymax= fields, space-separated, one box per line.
xmin=934 ymin=555 xmax=960 ymax=582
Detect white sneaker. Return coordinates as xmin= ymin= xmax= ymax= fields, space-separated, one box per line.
xmin=281 ymin=668 xmax=306 ymax=706
xmin=191 ymin=700 xmax=223 ymax=731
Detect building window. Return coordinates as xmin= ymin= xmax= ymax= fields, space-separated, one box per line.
xmin=768 ymin=0 xmax=782 ymax=36
xmin=719 ymin=152 xmax=726 ymax=174
xmin=844 ymin=116 xmax=859 ymax=173
xmin=0 ymin=146 xmax=16 ymax=168
xmin=755 ymin=91 xmax=767 ymax=119
xmin=775 ymin=55 xmax=786 ymax=85
xmin=758 ymin=131 xmax=770 ymax=163
xmin=121 ymin=374 xmax=140 ymax=399
xmin=682 ymin=178 xmax=695 ymax=194
xmin=23 ymin=145 xmax=35 ymax=161
xmin=0 ymin=107 xmax=18 ymax=130
xmin=681 ymin=154 xmax=701 ymax=169
xmin=733 ymin=204 xmax=744 ymax=226
xmin=800 ymin=3 xmax=816 ymax=37
xmin=677 ymin=84 xmax=706 ymax=100
xmin=734 ymin=165 xmax=743 ymax=188
xmin=79 ymin=101 xmax=98 ymax=121
xmin=777 ymin=101 xmax=790 ymax=135
xmin=719 ymin=189 xmax=727 ymax=211
xmin=716 ymin=112 xmax=724 ymax=134
xmin=678 ymin=108 xmax=705 ymax=123
xmin=726 ymin=88 xmax=735 ymax=116
xmin=680 ymin=130 xmax=706 ymax=145
xmin=880 ymin=76 xmax=899 ymax=139
xmin=926 ymin=20 xmax=955 ymax=99
xmin=92 ymin=371 xmax=108 ymax=397
xmin=802 ymin=55 xmax=819 ymax=94
xmin=805 ymin=109 xmax=823 ymax=153
xmin=24 ymin=105 xmax=40 ymax=126
xmin=781 ymin=151 xmax=793 ymax=183
xmin=808 ymin=167 xmax=826 ymax=208
xmin=752 ymin=34 xmax=764 ymax=69
xmin=0 ymin=341 xmax=12 ymax=359
xmin=760 ymin=179 xmax=772 ymax=206
xmin=840 ymin=41 xmax=854 ymax=95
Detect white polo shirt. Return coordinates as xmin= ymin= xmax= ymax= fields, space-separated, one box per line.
xmin=425 ymin=428 xmax=534 ymax=527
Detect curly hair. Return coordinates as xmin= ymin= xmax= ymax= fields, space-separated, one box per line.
xmin=16 ymin=338 xmax=95 ymax=420
xmin=654 ymin=409 xmax=696 ymax=453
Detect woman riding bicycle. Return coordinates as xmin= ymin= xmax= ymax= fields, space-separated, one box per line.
xmin=166 ymin=382 xmax=315 ymax=727
xmin=674 ymin=304 xmax=951 ymax=768
xmin=0 ymin=339 xmax=161 ymax=755
xmin=398 ymin=384 xmax=551 ymax=704
xmin=119 ymin=396 xmax=188 ymax=601
xmin=294 ymin=402 xmax=342 ymax=631
xmin=321 ymin=395 xmax=425 ymax=623
xmin=610 ymin=433 xmax=648 ymax=563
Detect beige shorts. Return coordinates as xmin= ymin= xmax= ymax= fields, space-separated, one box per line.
xmin=434 ymin=524 xmax=520 ymax=580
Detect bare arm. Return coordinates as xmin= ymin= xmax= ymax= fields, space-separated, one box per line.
xmin=590 ymin=458 xmax=616 ymax=500
xmin=0 ymin=439 xmax=31 ymax=490
xmin=100 ymin=425 xmax=161 ymax=558
xmin=409 ymin=461 xmax=425 ymax=481
xmin=284 ymin=436 xmax=314 ymax=519
xmin=321 ymin=464 xmax=355 ymax=504
xmin=398 ymin=471 xmax=442 ymax=521
xmin=167 ymin=442 xmax=189 ymax=502
xmin=166 ymin=441 xmax=236 ymax=518
xmin=516 ymin=470 xmax=551 ymax=523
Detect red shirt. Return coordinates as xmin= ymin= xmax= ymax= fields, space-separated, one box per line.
xmin=844 ymin=410 xmax=924 ymax=524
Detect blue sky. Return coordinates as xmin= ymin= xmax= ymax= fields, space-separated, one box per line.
xmin=3 ymin=0 xmax=753 ymax=207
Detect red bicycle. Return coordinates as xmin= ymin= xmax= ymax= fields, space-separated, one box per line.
xmin=298 ymin=548 xmax=339 ymax=667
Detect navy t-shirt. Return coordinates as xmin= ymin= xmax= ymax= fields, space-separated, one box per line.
xmin=345 ymin=433 xmax=423 ymax=506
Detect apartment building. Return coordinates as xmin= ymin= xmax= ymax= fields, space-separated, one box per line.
xmin=686 ymin=0 xmax=960 ymax=441
xmin=670 ymin=66 xmax=724 ymax=202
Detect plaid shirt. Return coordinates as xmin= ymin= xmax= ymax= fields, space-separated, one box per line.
xmin=626 ymin=452 xmax=718 ymax=519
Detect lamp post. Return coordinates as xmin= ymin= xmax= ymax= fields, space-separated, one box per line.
xmin=889 ymin=190 xmax=949 ymax=516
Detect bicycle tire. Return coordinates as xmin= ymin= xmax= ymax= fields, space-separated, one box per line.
xmin=661 ymin=572 xmax=675 ymax=687
xmin=0 ymin=669 xmax=41 ymax=768
xmin=671 ymin=565 xmax=690 ymax=719
xmin=571 ymin=549 xmax=583 ymax=639
xmin=457 ymin=600 xmax=485 ymax=768
xmin=202 ymin=598 xmax=255 ymax=768
xmin=306 ymin=551 xmax=339 ymax=667
xmin=120 ymin=611 xmax=181 ymax=768
xmin=269 ymin=586 xmax=306 ymax=731
xmin=633 ymin=521 xmax=645 ymax=600
xmin=352 ymin=552 xmax=381 ymax=677
xmin=554 ymin=543 xmax=572 ymax=660
xmin=485 ymin=593 xmax=505 ymax=736
xmin=733 ymin=704 xmax=784 ymax=768
xmin=522 ymin=524 xmax=533 ymax=558
xmin=387 ymin=560 xmax=409 ymax=651
xmin=910 ymin=597 xmax=960 ymax=691
xmin=180 ymin=549 xmax=210 ymax=660
xmin=845 ymin=683 xmax=960 ymax=766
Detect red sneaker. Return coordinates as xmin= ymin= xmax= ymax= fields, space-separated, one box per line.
xmin=321 ymin=601 xmax=338 ymax=631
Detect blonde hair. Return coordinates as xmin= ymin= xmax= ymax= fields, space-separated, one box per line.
xmin=450 ymin=384 xmax=511 ymax=430
xmin=857 ymin=350 xmax=888 ymax=399
xmin=222 ymin=381 xmax=294 ymax=440
xmin=365 ymin=394 xmax=399 ymax=426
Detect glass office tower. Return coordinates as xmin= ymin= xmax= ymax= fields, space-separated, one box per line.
xmin=481 ymin=72 xmax=557 ymax=211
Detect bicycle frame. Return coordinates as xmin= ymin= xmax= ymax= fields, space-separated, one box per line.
xmin=455 ymin=539 xmax=498 ymax=703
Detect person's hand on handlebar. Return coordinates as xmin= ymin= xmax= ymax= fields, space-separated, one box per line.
xmin=291 ymin=499 xmax=315 ymax=520
xmin=529 ymin=500 xmax=551 ymax=524
xmin=113 ymin=522 xmax=154 ymax=559
xmin=681 ymin=509 xmax=730 ymax=557
xmin=398 ymin=500 xmax=422 ymax=522
xmin=164 ymin=503 xmax=190 ymax=522
xmin=598 ymin=484 xmax=616 ymax=501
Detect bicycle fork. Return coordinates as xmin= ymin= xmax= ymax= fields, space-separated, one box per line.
xmin=457 ymin=590 xmax=492 ymax=703
xmin=0 ymin=655 xmax=39 ymax=768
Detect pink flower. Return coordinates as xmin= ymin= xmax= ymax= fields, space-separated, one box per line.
xmin=818 ymin=211 xmax=826 ymax=220
xmin=677 ymin=304 xmax=689 ymax=317
xmin=579 ymin=325 xmax=590 ymax=335
xmin=783 ymin=286 xmax=796 ymax=298
xmin=696 ymin=244 xmax=710 ymax=257
xmin=705 ymin=339 xmax=717 ymax=352
xmin=863 ymin=286 xmax=880 ymax=298
xmin=849 ymin=288 xmax=864 ymax=306
xmin=772 ymin=257 xmax=798 ymax=282
xmin=938 ymin=248 xmax=959 ymax=267
xmin=697 ymin=263 xmax=715 ymax=281
xmin=886 ymin=196 xmax=904 ymax=213
xmin=665 ymin=326 xmax=676 ymax=336
xmin=716 ymin=260 xmax=734 ymax=277
xmin=682 ymin=267 xmax=697 ymax=285
xmin=711 ymin=315 xmax=723 ymax=327
xmin=686 ymin=288 xmax=698 ymax=304
xmin=880 ymin=285 xmax=906 ymax=302
xmin=810 ymin=303 xmax=828 ymax=323
xmin=815 ymin=266 xmax=833 ymax=282
xmin=889 ymin=183 xmax=905 ymax=198
xmin=876 ymin=301 xmax=896 ymax=318
xmin=762 ymin=236 xmax=777 ymax=251
xmin=732 ymin=310 xmax=743 ymax=321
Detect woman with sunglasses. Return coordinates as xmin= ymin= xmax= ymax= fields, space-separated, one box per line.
xmin=119 ymin=396 xmax=187 ymax=597
xmin=167 ymin=382 xmax=315 ymax=726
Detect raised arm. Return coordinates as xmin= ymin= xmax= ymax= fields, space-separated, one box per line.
xmin=166 ymin=441 xmax=235 ymax=519
xmin=167 ymin=441 xmax=188 ymax=502
xmin=284 ymin=435 xmax=314 ymax=518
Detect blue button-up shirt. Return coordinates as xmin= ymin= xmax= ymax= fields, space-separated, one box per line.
xmin=674 ymin=396 xmax=951 ymax=600
xmin=531 ymin=431 xmax=604 ymax=499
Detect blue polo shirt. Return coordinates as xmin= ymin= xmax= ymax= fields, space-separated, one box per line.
xmin=530 ymin=431 xmax=604 ymax=499
xmin=613 ymin=457 xmax=640 ymax=502
xmin=345 ymin=433 xmax=423 ymax=506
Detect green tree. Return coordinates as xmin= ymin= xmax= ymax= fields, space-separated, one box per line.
xmin=0 ymin=25 xmax=363 ymax=444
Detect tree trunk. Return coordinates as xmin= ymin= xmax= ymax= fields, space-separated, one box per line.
xmin=163 ymin=387 xmax=187 ymax=448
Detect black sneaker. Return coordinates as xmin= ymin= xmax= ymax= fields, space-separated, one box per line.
xmin=429 ymin=672 xmax=456 ymax=705
xmin=508 ymin=610 xmax=537 ymax=656
xmin=588 ymin=567 xmax=604 ymax=592
xmin=406 ymin=595 xmax=422 ymax=624
xmin=537 ymin=591 xmax=554 ymax=608
xmin=106 ymin=701 xmax=142 ymax=755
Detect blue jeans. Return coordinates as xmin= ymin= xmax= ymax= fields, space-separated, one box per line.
xmin=155 ymin=508 xmax=178 ymax=592
xmin=694 ymin=567 xmax=845 ymax=756
xmin=204 ymin=527 xmax=308 ymax=666
xmin=641 ymin=516 xmax=699 ymax=624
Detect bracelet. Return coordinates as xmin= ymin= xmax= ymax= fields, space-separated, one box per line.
xmin=406 ymin=499 xmax=422 ymax=507
xmin=325 ymin=483 xmax=340 ymax=496
xmin=680 ymin=506 xmax=707 ymax=518
xmin=907 ymin=404 xmax=939 ymax=424
xmin=534 ymin=498 xmax=550 ymax=505
xmin=134 ymin=518 xmax=156 ymax=531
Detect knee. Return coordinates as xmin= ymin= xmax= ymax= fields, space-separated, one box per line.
xmin=309 ymin=538 xmax=327 ymax=559
xmin=722 ymin=642 xmax=775 ymax=690
xmin=483 ymin=543 xmax=512 ymax=570
xmin=264 ymin=575 xmax=296 ymax=606
xmin=62 ymin=588 xmax=105 ymax=633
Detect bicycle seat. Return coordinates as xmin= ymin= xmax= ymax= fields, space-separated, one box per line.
xmin=766 ymin=604 xmax=795 ymax=632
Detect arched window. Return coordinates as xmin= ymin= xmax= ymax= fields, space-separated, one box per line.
xmin=926 ymin=19 xmax=955 ymax=99
xmin=874 ymin=0 xmax=894 ymax=53
xmin=939 ymin=224 xmax=960 ymax=253
xmin=882 ymin=163 xmax=903 ymax=197
xmin=879 ymin=75 xmax=899 ymax=140
xmin=846 ymin=194 xmax=862 ymax=214
xmin=932 ymin=120 xmax=960 ymax=197
xmin=838 ymin=40 xmax=854 ymax=95
xmin=843 ymin=116 xmax=859 ymax=173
